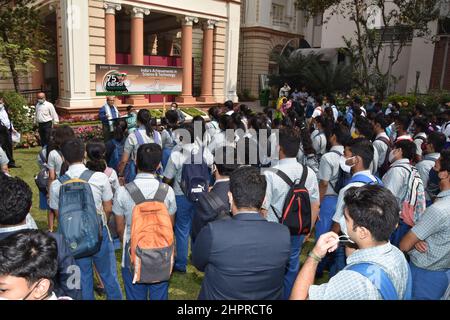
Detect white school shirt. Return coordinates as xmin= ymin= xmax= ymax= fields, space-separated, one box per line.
xmin=262 ymin=158 xmax=319 ymax=223
xmin=373 ymin=132 xmax=390 ymax=169
xmin=35 ymin=100 xmax=59 ymax=124
xmin=163 ymin=142 xmax=214 ymax=196
xmin=49 ymin=163 xmax=113 ymax=214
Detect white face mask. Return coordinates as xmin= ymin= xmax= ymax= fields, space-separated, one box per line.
xmin=339 ymin=156 xmax=355 ymax=173
xmin=37 ymin=99 xmax=45 ymax=104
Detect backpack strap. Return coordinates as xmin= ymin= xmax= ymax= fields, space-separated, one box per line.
xmin=274 ymin=169 xmax=294 ymax=187
xmin=153 ymin=183 xmax=169 ymax=203
xmin=153 ymin=130 xmax=161 ymax=145
xmin=39 ymin=149 xmax=47 ymax=164
xmin=346 ymin=263 xmax=398 ymax=300
xmin=125 ymin=181 xmax=146 ymax=204
xmin=349 ymin=174 xmax=381 ymax=185
xmin=376 ymin=136 xmax=392 ymax=148
xmin=79 ymin=170 xmax=95 ymax=183
xmin=134 ymin=130 xmax=145 ymax=146
xmin=205 ymin=191 xmax=228 ymax=214
xmin=330 ymin=150 xmax=343 ymax=157
xmin=298 ymin=164 xmax=308 ymax=187
xmin=58 ymin=174 xmax=71 ymax=185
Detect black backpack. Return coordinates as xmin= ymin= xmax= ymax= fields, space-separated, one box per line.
xmin=271 ymin=166 xmax=312 ymax=235
xmin=329 ymin=150 xmax=352 ymax=194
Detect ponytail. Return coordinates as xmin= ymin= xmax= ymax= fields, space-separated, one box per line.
xmin=137 ymin=109 xmax=153 ymax=137
xmin=86 ymin=139 xmax=107 ymax=172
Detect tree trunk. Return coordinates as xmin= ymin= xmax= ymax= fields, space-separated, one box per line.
xmin=8 ymin=58 xmax=21 ymax=93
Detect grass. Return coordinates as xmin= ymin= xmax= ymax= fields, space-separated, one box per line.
xmin=9 ymin=147 xmax=329 ymax=300
xmin=180 ymin=108 xmax=207 ymax=117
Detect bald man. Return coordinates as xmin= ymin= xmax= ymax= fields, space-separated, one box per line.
xmin=35 ymin=92 xmax=59 ymax=147
xmin=98 ymin=96 xmax=120 ymax=142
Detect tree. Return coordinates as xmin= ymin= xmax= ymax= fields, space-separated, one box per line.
xmin=268 ymin=52 xmax=323 ymax=89
xmin=296 ymin=0 xmax=441 ymax=98
xmin=268 ymin=52 xmax=353 ymax=94
xmin=0 ymin=0 xmax=50 ymax=92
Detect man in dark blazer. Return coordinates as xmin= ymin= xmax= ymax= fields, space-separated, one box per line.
xmin=192 ymin=166 xmax=291 ymax=300
xmin=192 ymin=147 xmax=240 ymax=242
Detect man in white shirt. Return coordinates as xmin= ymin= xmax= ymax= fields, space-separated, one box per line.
xmin=35 ymin=92 xmax=59 ymax=147
xmin=0 ymin=97 xmax=19 ymax=168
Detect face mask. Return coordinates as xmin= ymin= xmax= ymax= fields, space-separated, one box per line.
xmin=0 ymin=103 xmax=4 ymax=110
xmin=339 ymin=156 xmax=355 ymax=173
xmin=37 ymin=99 xmax=45 ymax=104
xmin=388 ymin=149 xmax=397 ymax=163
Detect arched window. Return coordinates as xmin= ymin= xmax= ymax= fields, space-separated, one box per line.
xmin=172 ymin=44 xmax=181 ymax=56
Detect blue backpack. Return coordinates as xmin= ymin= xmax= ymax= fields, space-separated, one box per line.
xmin=180 ymin=148 xmax=210 ymax=202
xmin=346 ymin=263 xmax=412 ymax=300
xmin=58 ymin=170 xmax=103 ymax=259
xmin=108 ymin=139 xmax=124 ymax=171
xmin=348 ymin=173 xmax=383 ymax=186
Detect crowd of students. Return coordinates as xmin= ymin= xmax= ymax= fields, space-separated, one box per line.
xmin=0 ymin=91 xmax=449 ymax=301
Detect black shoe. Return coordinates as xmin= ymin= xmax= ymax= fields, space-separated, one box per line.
xmin=8 ymin=164 xmax=21 ymax=168
xmin=172 ymin=267 xmax=186 ymax=274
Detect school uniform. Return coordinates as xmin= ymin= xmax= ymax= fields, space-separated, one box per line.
xmin=113 ymin=173 xmax=177 ymax=300
xmin=311 ymin=129 xmax=327 ymax=157
xmin=416 ymin=153 xmax=440 ymax=205
xmin=413 ymin=132 xmax=427 ymax=157
xmin=49 ymin=163 xmax=122 ymax=300
xmin=373 ymin=132 xmax=390 ymax=171
xmin=407 ymin=189 xmax=450 ymax=300
xmin=382 ymin=159 xmax=418 ymax=246
xmin=262 ymin=158 xmax=319 ymax=299
xmin=316 ymin=146 xmax=344 ymax=242
xmin=163 ymin=142 xmax=213 ymax=272
xmin=123 ymin=126 xmax=163 ymax=161
xmin=332 ymin=170 xmax=381 ymax=275
xmin=47 ymin=149 xmax=64 ymax=177
xmin=309 ymin=243 xmax=410 ymax=300
xmin=206 ymin=120 xmax=220 ymax=138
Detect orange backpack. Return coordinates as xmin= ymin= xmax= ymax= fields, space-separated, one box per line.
xmin=125 ymin=182 xmax=174 ymax=284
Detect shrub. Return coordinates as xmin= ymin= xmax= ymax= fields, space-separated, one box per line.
xmin=15 ymin=131 xmax=39 ymax=149
xmin=0 ymin=91 xmax=35 ymax=133
xmin=73 ymin=125 xmax=103 ymax=142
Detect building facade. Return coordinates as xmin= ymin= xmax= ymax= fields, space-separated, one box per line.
xmin=237 ymin=0 xmax=304 ymax=98
xmin=0 ymin=0 xmax=241 ymax=114
xmin=303 ymin=0 xmax=450 ymax=94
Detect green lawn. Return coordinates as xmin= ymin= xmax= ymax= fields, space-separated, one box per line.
xmin=9 ymin=147 xmax=329 ymax=300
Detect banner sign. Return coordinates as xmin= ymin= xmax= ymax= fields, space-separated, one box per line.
xmin=95 ymin=63 xmax=182 ymax=96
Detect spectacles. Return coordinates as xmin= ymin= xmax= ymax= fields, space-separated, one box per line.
xmin=338 ymin=235 xmax=355 ymax=244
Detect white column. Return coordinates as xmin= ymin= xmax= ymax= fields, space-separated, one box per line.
xmin=224 ymin=2 xmax=241 ymax=102
xmin=59 ymin=0 xmax=93 ymax=108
